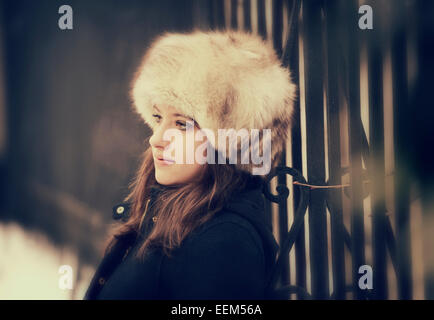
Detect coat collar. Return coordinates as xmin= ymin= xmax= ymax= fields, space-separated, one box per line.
xmin=112 ymin=183 xmax=178 ymax=221
xmin=112 ymin=174 xmax=266 ymax=221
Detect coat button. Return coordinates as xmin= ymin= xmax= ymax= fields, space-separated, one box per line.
xmin=98 ymin=277 xmax=106 ymax=285
xmin=116 ymin=206 xmax=125 ymax=214
xmin=152 ymin=216 xmax=158 ymax=222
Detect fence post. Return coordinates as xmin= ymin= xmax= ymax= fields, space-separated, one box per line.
xmin=363 ymin=0 xmax=389 ymax=300
xmin=391 ymin=0 xmax=412 ymax=300
xmin=341 ymin=0 xmax=366 ymax=300
xmin=301 ymin=0 xmax=329 ymax=299
xmin=323 ymin=0 xmax=346 ymax=300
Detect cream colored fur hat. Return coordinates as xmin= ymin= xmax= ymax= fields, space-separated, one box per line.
xmin=130 ymin=30 xmax=296 ymax=175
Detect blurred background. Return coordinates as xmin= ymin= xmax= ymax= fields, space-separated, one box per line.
xmin=0 ymin=0 xmax=432 ymax=300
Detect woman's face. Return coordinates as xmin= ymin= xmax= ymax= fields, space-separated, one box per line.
xmin=149 ymin=104 xmax=208 ymax=186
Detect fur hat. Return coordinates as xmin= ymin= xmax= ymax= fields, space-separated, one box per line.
xmin=130 ymin=30 xmax=296 ymax=175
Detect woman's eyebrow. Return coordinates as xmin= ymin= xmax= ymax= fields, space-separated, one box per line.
xmin=173 ymin=113 xmax=194 ymax=121
xmin=153 ymin=105 xmax=194 ymax=121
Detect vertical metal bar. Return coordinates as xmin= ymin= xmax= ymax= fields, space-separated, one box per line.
xmin=301 ymin=0 xmax=329 ymax=299
xmin=263 ymin=0 xmax=274 ymax=235
xmin=209 ymin=0 xmax=225 ymax=30
xmin=323 ymin=0 xmax=346 ymax=300
xmin=261 ymin=0 xmax=278 ymax=241
xmin=341 ymin=0 xmax=366 ymax=300
xmin=391 ymin=0 xmax=412 ymax=300
xmin=257 ymin=0 xmax=267 ymax=38
xmin=414 ymin=0 xmax=434 ymax=300
xmin=272 ymin=0 xmax=283 ymax=57
xmin=422 ymin=199 xmax=434 ymax=299
xmin=243 ymin=0 xmax=251 ymax=31
xmin=281 ymin=0 xmax=300 ymax=68
xmin=231 ymin=0 xmax=238 ymax=29
xmin=277 ymin=160 xmax=290 ymax=287
xmin=364 ymin=0 xmax=388 ymax=300
xmin=272 ymin=0 xmax=290 ymax=289
xmin=282 ymin=0 xmax=307 ymax=299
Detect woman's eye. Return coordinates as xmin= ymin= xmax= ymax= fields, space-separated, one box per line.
xmin=152 ymin=114 xmax=162 ymax=123
xmin=176 ymin=120 xmax=194 ymax=131
xmin=176 ymin=121 xmax=187 ymax=130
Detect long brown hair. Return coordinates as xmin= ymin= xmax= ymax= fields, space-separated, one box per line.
xmin=104 ymin=146 xmax=263 ymax=259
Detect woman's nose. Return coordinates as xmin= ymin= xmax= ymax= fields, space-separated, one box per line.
xmin=149 ymin=123 xmax=171 ymax=150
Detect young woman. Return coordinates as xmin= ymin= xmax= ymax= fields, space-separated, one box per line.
xmin=84 ymin=30 xmax=296 ymax=300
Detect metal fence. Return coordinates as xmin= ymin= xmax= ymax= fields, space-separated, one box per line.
xmin=207 ymin=0 xmax=431 ymax=300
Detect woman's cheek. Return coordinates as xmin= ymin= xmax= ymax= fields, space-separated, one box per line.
xmin=183 ymin=130 xmax=197 ymax=164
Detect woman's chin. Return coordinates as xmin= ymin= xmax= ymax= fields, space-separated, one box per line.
xmin=155 ymin=171 xmax=177 ymax=186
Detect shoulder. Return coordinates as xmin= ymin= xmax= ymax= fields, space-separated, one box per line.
xmin=159 ymin=210 xmax=267 ymax=299
xmin=157 ymin=206 xmax=271 ymax=299
xmin=181 ymin=210 xmax=265 ymax=263
xmin=202 ymin=210 xmax=262 ymax=245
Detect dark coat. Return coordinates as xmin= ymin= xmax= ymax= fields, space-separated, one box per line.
xmin=83 ymin=175 xmax=279 ymax=300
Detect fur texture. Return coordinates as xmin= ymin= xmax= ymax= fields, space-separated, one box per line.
xmin=130 ymin=30 xmax=296 ymax=175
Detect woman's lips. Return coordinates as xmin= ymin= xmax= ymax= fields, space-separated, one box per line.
xmin=154 ymin=157 xmax=175 ymax=166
